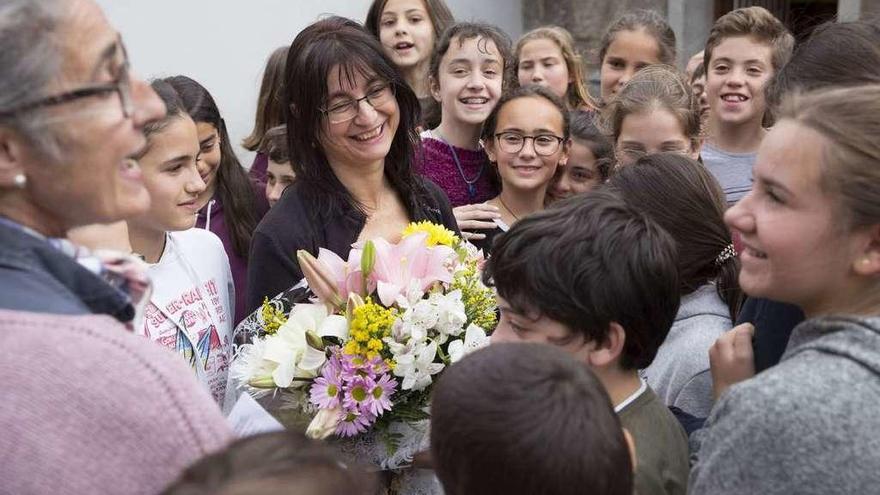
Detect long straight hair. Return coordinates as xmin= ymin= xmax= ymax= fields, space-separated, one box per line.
xmin=242 ymin=46 xmax=288 ymax=152
xmin=163 ymin=75 xmax=260 ymax=259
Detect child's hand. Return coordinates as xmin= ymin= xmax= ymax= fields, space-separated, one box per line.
xmin=709 ymin=323 xmax=756 ymax=401
xmin=454 ymin=203 xmax=501 ymax=240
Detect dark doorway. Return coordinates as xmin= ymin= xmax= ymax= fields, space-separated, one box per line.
xmin=714 ymin=0 xmax=838 ymax=41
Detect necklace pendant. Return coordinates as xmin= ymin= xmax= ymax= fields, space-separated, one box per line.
xmin=467 ymin=183 xmax=477 ymax=199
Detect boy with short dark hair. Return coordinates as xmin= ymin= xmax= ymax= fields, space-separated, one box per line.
xmin=431 ymin=342 xmax=635 ymax=495
xmin=486 ymin=190 xmax=689 ymax=495
xmin=258 ymin=125 xmax=296 ymax=208
xmin=702 ymin=6 xmax=794 ymax=204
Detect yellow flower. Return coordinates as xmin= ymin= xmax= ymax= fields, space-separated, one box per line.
xmin=344 ymin=340 xmax=360 ymax=355
xmin=260 ymin=297 xmax=288 ymax=335
xmin=452 ymin=260 xmax=498 ymax=331
xmin=343 ymin=298 xmax=397 ymax=359
xmin=402 ymin=220 xmax=459 ymax=247
xmin=368 ymin=338 xmax=384 ymax=351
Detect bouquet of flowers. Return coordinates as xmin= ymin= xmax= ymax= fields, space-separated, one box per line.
xmin=230 ymin=222 xmax=496 ymax=464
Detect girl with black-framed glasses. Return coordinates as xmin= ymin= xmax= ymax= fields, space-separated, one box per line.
xmin=470 ymin=85 xmax=570 ymax=255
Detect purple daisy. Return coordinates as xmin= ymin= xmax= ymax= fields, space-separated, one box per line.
xmin=342 ymin=375 xmax=375 ymax=413
xmin=368 ymin=354 xmax=390 ymax=375
xmin=341 ymin=353 xmax=375 ymax=379
xmin=309 ymin=350 xmax=343 ymax=409
xmin=309 ymin=374 xmax=342 ymax=409
xmin=335 ymin=411 xmax=374 ymax=437
xmin=365 ymin=373 xmax=397 ymax=416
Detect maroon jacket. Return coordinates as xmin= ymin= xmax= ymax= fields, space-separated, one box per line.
xmin=196 ymin=180 xmax=269 ymax=326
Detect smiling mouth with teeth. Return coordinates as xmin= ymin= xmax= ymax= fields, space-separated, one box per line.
xmin=460 ymin=97 xmax=489 ymax=104
xmin=353 ymin=124 xmax=383 ymax=142
xmin=722 ymin=94 xmax=748 ymax=102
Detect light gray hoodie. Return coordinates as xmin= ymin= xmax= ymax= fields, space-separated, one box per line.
xmin=643 ymin=284 xmax=731 ymax=418
xmin=689 ymin=315 xmax=880 ymax=494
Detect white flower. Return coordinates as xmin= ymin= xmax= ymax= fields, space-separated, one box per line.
xmin=261 ymin=304 xmax=348 ymax=388
xmin=395 ymin=278 xmax=430 ymax=308
xmin=448 ymin=324 xmax=491 ymax=363
xmin=383 ymin=329 xmax=412 ymax=356
xmin=396 ymin=298 xmax=437 ymax=342
xmin=230 ymin=338 xmax=274 ymax=387
xmin=394 ymin=291 xmax=467 ymax=345
xmin=393 ymin=340 xmax=445 ymax=391
xmin=305 ymin=406 xmax=341 ymax=440
xmin=432 ymin=290 xmax=467 ymax=341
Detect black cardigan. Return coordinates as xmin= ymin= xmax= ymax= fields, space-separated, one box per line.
xmin=245 ymin=179 xmax=458 ymax=313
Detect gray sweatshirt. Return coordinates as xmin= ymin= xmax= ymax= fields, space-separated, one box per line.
xmin=689 ymin=315 xmax=880 ymax=494
xmin=643 ymin=284 xmax=731 ymax=418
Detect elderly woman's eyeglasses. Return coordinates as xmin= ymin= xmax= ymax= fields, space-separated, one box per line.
xmin=0 ymin=40 xmax=133 ymax=120
xmin=494 ymin=132 xmax=565 ymax=156
xmin=318 ymin=83 xmax=395 ymax=124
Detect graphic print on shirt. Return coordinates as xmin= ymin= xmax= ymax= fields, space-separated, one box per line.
xmin=141 ymin=278 xmax=231 ymax=404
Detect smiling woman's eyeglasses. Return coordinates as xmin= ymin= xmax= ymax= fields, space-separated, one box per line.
xmin=494 ymin=132 xmax=565 ymax=156
xmin=0 ymin=39 xmax=133 ymax=119
xmin=317 ymin=83 xmax=395 ymax=124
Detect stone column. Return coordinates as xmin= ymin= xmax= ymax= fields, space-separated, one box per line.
xmin=667 ymin=0 xmax=713 ymax=67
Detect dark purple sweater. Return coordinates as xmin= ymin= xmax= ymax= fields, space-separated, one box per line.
xmin=418 ymin=136 xmax=498 ymax=207
xmin=248 ymin=152 xmax=268 ymax=184
xmin=196 ymin=181 xmax=269 ymax=326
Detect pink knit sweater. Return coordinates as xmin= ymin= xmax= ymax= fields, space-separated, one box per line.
xmin=418 ymin=136 xmax=498 ymax=208
xmin=0 ymin=310 xmax=233 ymax=494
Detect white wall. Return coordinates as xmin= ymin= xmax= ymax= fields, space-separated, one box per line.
xmin=97 ymin=0 xmax=522 ymax=166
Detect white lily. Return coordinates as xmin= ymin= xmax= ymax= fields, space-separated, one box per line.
xmin=448 ymin=324 xmax=491 ymax=363
xmin=261 ymin=303 xmax=348 ymax=388
xmin=394 ymin=340 xmax=445 ymax=391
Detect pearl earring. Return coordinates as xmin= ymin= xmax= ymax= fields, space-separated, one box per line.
xmin=12 ymin=174 xmax=26 ymax=189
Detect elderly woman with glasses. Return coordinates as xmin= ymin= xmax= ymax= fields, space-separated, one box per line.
xmin=246 ymin=16 xmax=458 ymax=312
xmin=0 ymin=1 xmax=232 ymax=493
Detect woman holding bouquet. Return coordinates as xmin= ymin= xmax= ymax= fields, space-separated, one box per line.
xmin=246 ymin=16 xmax=458 ymax=313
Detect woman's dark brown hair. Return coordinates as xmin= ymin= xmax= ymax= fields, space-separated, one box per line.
xmin=605 ymin=153 xmax=742 ymax=320
xmin=242 ymin=46 xmax=289 ymax=152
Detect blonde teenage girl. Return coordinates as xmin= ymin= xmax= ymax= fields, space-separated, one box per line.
xmin=515 ymin=25 xmax=597 ymax=112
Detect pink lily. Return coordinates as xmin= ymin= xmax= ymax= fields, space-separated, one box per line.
xmin=315 ymin=248 xmax=374 ymax=300
xmin=369 ymin=232 xmax=457 ymax=307
xmin=297 ymin=250 xmax=344 ymax=311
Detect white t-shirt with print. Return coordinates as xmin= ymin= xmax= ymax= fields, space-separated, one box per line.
xmin=137 ymin=229 xmax=235 ymax=405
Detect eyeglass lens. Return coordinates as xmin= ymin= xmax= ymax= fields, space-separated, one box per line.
xmin=497 ymin=134 xmax=562 ymax=156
